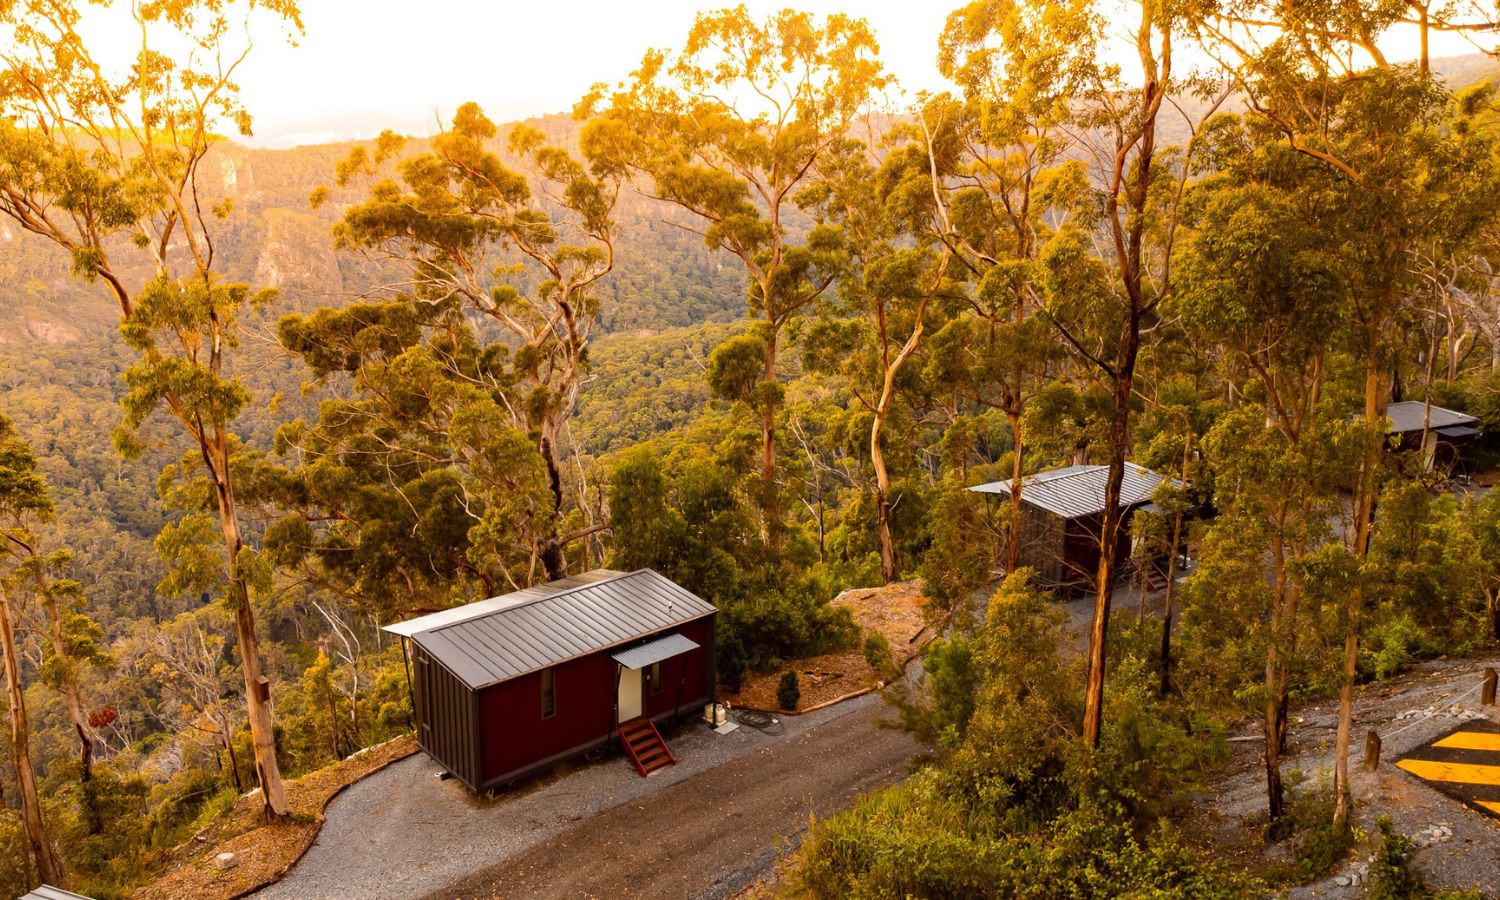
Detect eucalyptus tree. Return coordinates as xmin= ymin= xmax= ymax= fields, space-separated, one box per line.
xmin=288 ymin=104 xmax=622 ymax=585
xmin=1038 ymin=0 xmax=1210 ymax=748
xmin=265 ymin=301 xmax=557 ymax=615
xmin=0 ymin=412 xmax=65 ymax=886
xmin=6 ymin=544 xmax=110 ymax=832
xmin=1186 ymin=0 xmax=1500 ymax=829
xmin=923 ymin=0 xmax=1096 ymax=574
xmin=798 ymin=135 xmax=960 ymax=582
xmin=0 ymin=0 xmax=301 ymax=821
xmin=578 ymin=6 xmax=887 ymax=549
xmin=1177 ymin=119 xmax=1356 ymax=821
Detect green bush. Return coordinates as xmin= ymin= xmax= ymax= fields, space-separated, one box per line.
xmin=790 ymin=570 xmax=1256 ymax=897
xmin=1367 ymin=817 xmax=1423 ymax=899
xmin=792 ymin=766 xmax=1257 ymax=898
xmin=1270 ymin=788 xmax=1354 ymax=881
xmin=1361 ymin=613 xmax=1438 ymax=681
xmin=777 ymin=670 xmax=801 ymax=710
xmin=862 ymin=631 xmax=901 ymax=682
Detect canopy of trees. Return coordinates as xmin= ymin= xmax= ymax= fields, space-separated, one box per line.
xmin=1 ymin=0 xmax=1499 ymax=895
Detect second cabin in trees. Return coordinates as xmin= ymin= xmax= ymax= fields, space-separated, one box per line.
xmin=969 ymin=463 xmax=1180 ymax=593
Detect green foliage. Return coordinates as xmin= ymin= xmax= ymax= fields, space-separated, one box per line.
xmin=1273 ymin=788 xmax=1355 ymax=881
xmin=777 ymin=670 xmax=801 ymax=710
xmin=862 ymin=631 xmax=901 ymax=682
xmin=1367 ymin=818 xmax=1424 ymax=900
xmin=793 ymin=576 xmax=1251 ymax=897
xmin=605 ymin=446 xmax=856 ymax=681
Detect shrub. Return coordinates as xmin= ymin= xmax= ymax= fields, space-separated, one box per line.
xmin=1366 ymin=817 xmax=1424 ymax=900
xmin=1361 ymin=613 xmax=1437 ymax=681
xmin=1268 ymin=788 xmax=1354 ymax=881
xmin=889 ymin=634 xmax=977 ymax=747
xmin=862 ymin=631 xmax=901 ymax=682
xmin=777 ymin=670 xmax=801 ymax=710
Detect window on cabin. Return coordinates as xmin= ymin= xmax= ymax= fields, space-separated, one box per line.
xmin=541 ymin=667 xmax=556 ymax=718
xmin=649 ymin=661 xmax=663 ymax=695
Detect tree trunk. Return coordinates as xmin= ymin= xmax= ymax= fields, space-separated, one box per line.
xmin=210 ymin=450 xmax=289 ymax=823
xmin=871 ymin=406 xmax=897 ymax=584
xmin=1006 ymin=410 xmax=1025 ymax=574
xmin=1 ymin=581 xmax=65 ymax=886
xmin=224 ymin=730 xmax=244 ymax=794
xmin=30 ymin=564 xmax=100 ymax=831
xmin=1158 ymin=506 xmax=1183 ymax=697
xmin=1334 ymin=361 xmax=1385 ymax=833
xmin=761 ymin=321 xmax=782 ymax=553
xmin=538 ymin=432 xmax=569 ymax=580
xmin=1082 ymin=323 xmax=1140 ymax=747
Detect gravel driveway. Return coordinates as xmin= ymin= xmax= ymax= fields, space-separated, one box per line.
xmin=255 ymin=693 xmax=917 ymax=899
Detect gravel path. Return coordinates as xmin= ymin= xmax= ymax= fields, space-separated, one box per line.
xmin=1191 ymin=651 xmax=1500 ymax=897
xmin=255 ymin=693 xmax=910 ymax=899
xmin=433 ymin=699 xmax=919 ymax=899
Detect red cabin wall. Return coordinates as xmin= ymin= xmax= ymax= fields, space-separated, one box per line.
xmin=642 ymin=618 xmax=713 ymax=720
xmin=475 ymin=617 xmax=715 ymax=787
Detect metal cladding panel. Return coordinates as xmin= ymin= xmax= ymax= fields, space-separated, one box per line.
xmin=398 ymin=569 xmax=717 ymax=691
xmin=1436 ymin=425 xmax=1480 ymax=439
xmin=1384 ymin=401 xmax=1478 ymax=435
xmin=968 ymin=463 xmax=1173 ymax=520
xmin=413 ymin=644 xmax=479 ymax=789
xmin=611 ymin=632 xmax=700 ymax=669
xmin=22 ymin=887 xmax=96 ymax=900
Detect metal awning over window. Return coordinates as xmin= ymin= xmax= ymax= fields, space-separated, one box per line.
xmin=611 ymin=632 xmax=699 ymax=670
xmin=1436 ymin=425 xmax=1479 ymax=439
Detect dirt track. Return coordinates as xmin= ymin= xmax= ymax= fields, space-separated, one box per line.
xmin=430 ymin=707 xmax=920 ymax=899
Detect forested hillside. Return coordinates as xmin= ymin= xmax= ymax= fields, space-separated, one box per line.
xmin=3 ymin=1 xmax=1500 ymax=897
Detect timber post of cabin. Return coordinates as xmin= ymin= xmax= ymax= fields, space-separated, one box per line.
xmin=384 ymin=569 xmax=717 ymax=791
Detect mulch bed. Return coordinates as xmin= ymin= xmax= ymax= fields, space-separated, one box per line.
xmin=133 ymin=734 xmax=418 ymax=900
xmin=722 ymin=580 xmax=936 ymax=714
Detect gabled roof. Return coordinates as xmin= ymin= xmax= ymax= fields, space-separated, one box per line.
xmin=22 ymin=887 xmax=95 ymax=900
xmin=384 ymin=569 xmax=716 ymax=691
xmin=1384 ymin=401 xmax=1479 ymax=435
xmin=968 ymin=462 xmax=1171 ymax=520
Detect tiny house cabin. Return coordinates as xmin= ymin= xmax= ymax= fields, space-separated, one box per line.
xmin=969 ymin=462 xmax=1176 ymax=592
xmin=1383 ymin=400 xmax=1480 ymax=473
xmin=385 ymin=568 xmax=716 ymax=791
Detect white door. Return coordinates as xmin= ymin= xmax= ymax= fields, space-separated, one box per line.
xmin=617 ymin=666 xmax=642 ymax=722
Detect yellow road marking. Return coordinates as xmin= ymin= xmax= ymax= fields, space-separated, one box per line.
xmin=1481 ymin=801 xmax=1500 ymax=815
xmin=1432 ymin=731 xmax=1500 ymax=752
xmin=1396 ymin=758 xmax=1500 ymax=786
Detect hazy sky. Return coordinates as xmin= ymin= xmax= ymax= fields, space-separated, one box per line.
xmin=112 ymin=1 xmax=1471 ymax=149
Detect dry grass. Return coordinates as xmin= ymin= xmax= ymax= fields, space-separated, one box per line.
xmin=723 ymin=580 xmax=935 ymax=713
xmin=133 ymin=734 xmax=418 ymax=900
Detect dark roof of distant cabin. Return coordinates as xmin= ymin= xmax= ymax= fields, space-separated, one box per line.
xmin=383 ymin=569 xmax=716 ymax=690
xmin=1383 ymin=401 xmax=1478 ymax=435
xmin=967 ymin=462 xmax=1171 ymax=520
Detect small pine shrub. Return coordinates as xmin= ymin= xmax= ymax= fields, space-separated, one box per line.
xmin=777 ymin=670 xmax=801 ymax=710
xmin=1366 ymin=817 xmax=1424 ymax=899
xmin=862 ymin=631 xmax=901 ymax=682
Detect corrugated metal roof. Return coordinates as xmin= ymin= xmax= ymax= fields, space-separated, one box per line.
xmin=384 ymin=569 xmax=625 ymax=637
xmin=22 ymin=886 xmax=96 ymax=900
xmin=1384 ymin=401 xmax=1478 ymax=435
xmin=1436 ymin=424 xmax=1479 ymax=439
xmin=387 ymin=569 xmax=716 ymax=690
xmin=968 ymin=462 xmax=1171 ymax=519
xmin=611 ymin=632 xmax=700 ymax=669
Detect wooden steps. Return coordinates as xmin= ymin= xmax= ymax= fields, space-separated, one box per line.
xmin=1140 ymin=566 xmax=1169 ymax=593
xmin=618 ymin=717 xmax=675 ymax=777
